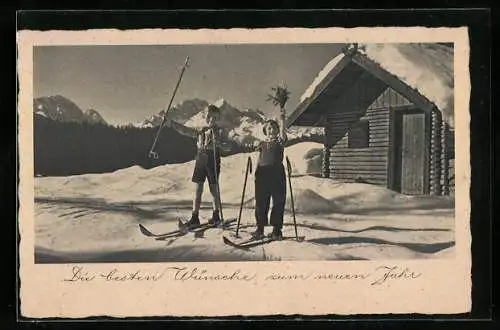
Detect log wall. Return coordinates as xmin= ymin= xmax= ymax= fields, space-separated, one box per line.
xmin=327 ymin=87 xmax=410 ymax=185
xmin=430 ymin=109 xmax=442 ymax=195
xmin=320 ymin=85 xmax=454 ymax=196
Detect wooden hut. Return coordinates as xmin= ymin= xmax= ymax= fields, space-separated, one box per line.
xmin=287 ymin=43 xmax=454 ymax=196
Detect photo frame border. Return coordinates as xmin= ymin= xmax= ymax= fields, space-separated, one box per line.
xmin=11 ymin=7 xmax=493 ymax=326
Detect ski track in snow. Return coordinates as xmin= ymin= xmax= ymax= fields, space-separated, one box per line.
xmin=34 ymin=143 xmax=455 ymax=263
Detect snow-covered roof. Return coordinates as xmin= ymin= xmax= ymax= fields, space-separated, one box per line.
xmin=300 ymin=53 xmax=346 ymax=102
xmin=298 ymin=43 xmax=454 ymax=127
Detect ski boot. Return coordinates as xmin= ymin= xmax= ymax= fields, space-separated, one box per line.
xmin=251 ymin=225 xmax=265 ymax=240
xmin=270 ymin=226 xmax=283 ymax=241
xmin=208 ymin=210 xmax=222 ymax=227
xmin=185 ymin=213 xmax=201 ymax=230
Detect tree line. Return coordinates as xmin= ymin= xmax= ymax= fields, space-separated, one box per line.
xmin=34 ymin=116 xmax=198 ymax=176
xmin=33 ymin=113 xmax=323 ymax=177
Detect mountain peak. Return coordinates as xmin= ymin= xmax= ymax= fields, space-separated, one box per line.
xmin=212 ymin=98 xmax=227 ymax=108
xmin=33 ymin=95 xmax=107 ymax=125
xmin=52 ymin=94 xmax=70 ymax=100
xmin=84 ymin=109 xmax=107 ymax=124
xmin=135 ymin=97 xmax=323 ymax=144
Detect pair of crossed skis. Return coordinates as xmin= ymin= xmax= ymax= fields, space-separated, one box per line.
xmin=138 ymin=219 xmax=304 ymax=250
xmin=139 ymin=155 xmax=303 ymax=249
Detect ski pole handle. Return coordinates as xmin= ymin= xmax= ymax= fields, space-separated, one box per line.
xmin=149 ymin=151 xmax=159 ymax=159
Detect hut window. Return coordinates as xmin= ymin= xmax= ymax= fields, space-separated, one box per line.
xmin=348 ymin=120 xmax=369 ymax=148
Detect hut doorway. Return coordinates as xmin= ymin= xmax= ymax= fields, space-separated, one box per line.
xmin=390 ymin=108 xmax=429 ymax=195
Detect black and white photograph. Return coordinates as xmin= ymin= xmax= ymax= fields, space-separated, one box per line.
xmin=17 ymin=27 xmax=471 ymax=317
xmin=32 ymin=42 xmax=456 ymax=263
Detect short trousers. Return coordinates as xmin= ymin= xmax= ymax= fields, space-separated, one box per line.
xmin=191 ymin=151 xmax=221 ymax=184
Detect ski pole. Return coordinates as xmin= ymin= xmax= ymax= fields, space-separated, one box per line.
xmin=236 ymin=156 xmax=252 ymax=237
xmin=285 ymin=157 xmax=299 ymax=241
xmin=212 ymin=129 xmax=225 ymax=224
xmin=148 ymin=56 xmax=190 ymax=159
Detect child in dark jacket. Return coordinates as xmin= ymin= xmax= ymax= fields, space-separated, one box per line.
xmin=243 ymin=110 xmax=288 ymax=240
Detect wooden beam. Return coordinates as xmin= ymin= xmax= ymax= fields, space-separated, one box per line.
xmin=332 ymin=159 xmax=387 ymax=165
xmin=331 ymin=173 xmax=388 ymax=181
xmin=333 ymin=164 xmax=388 ymax=171
xmin=424 ymin=109 xmax=431 ymax=194
xmin=326 ymin=112 xmax=366 ymax=120
xmin=331 ymin=146 xmax=390 ymax=154
xmin=331 ymin=154 xmax=388 ymax=162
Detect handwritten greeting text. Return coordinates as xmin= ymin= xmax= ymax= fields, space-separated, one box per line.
xmin=62 ymin=265 xmax=421 ymax=286
xmin=63 ymin=266 xmax=256 ymax=283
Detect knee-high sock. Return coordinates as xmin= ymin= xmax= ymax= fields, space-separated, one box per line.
xmin=208 ymin=183 xmax=221 ymax=212
xmin=192 ymin=183 xmax=204 ymax=214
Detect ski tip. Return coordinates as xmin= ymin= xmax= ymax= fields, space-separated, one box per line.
xmin=222 ymin=236 xmax=240 ymax=246
xmin=138 ymin=224 xmax=153 ymax=236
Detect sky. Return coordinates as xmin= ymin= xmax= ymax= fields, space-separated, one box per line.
xmin=34 ymin=43 xmax=344 ymax=125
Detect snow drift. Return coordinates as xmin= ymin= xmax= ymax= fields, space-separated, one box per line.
xmin=36 ymin=142 xmax=453 ymax=215
xmin=34 ymin=141 xmax=455 ymax=263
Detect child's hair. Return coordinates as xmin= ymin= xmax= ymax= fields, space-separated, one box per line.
xmin=262 ymin=119 xmax=280 ymax=135
xmin=206 ymin=104 xmax=221 ymax=122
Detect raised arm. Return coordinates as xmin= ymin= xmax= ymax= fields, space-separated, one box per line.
xmin=216 ymin=128 xmax=233 ymax=152
xmin=226 ymin=130 xmax=261 ymax=153
xmin=279 ymin=108 xmax=288 ymax=143
xmin=241 ymin=140 xmax=261 ymax=153
xmin=166 ymin=119 xmax=198 ymax=139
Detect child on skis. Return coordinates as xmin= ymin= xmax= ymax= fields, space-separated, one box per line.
xmin=243 ymin=109 xmax=288 ymax=240
xmin=163 ymin=104 xmax=232 ymax=229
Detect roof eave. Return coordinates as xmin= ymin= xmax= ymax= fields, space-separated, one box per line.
xmin=287 ymin=54 xmax=353 ymax=127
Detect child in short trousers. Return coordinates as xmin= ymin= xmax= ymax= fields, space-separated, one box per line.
xmin=165 ymin=104 xmax=232 ymax=228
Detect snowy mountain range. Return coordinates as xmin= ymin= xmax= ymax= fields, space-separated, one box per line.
xmin=34 ymin=95 xmax=107 ymax=125
xmin=136 ymin=98 xmax=324 ymax=145
xmin=33 ymin=95 xmax=323 ymax=145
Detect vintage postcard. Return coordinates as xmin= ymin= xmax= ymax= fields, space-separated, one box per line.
xmin=17 ymin=26 xmax=471 ymax=318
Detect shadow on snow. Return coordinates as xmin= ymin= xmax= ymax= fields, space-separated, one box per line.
xmin=308 ymin=236 xmax=455 ymax=254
